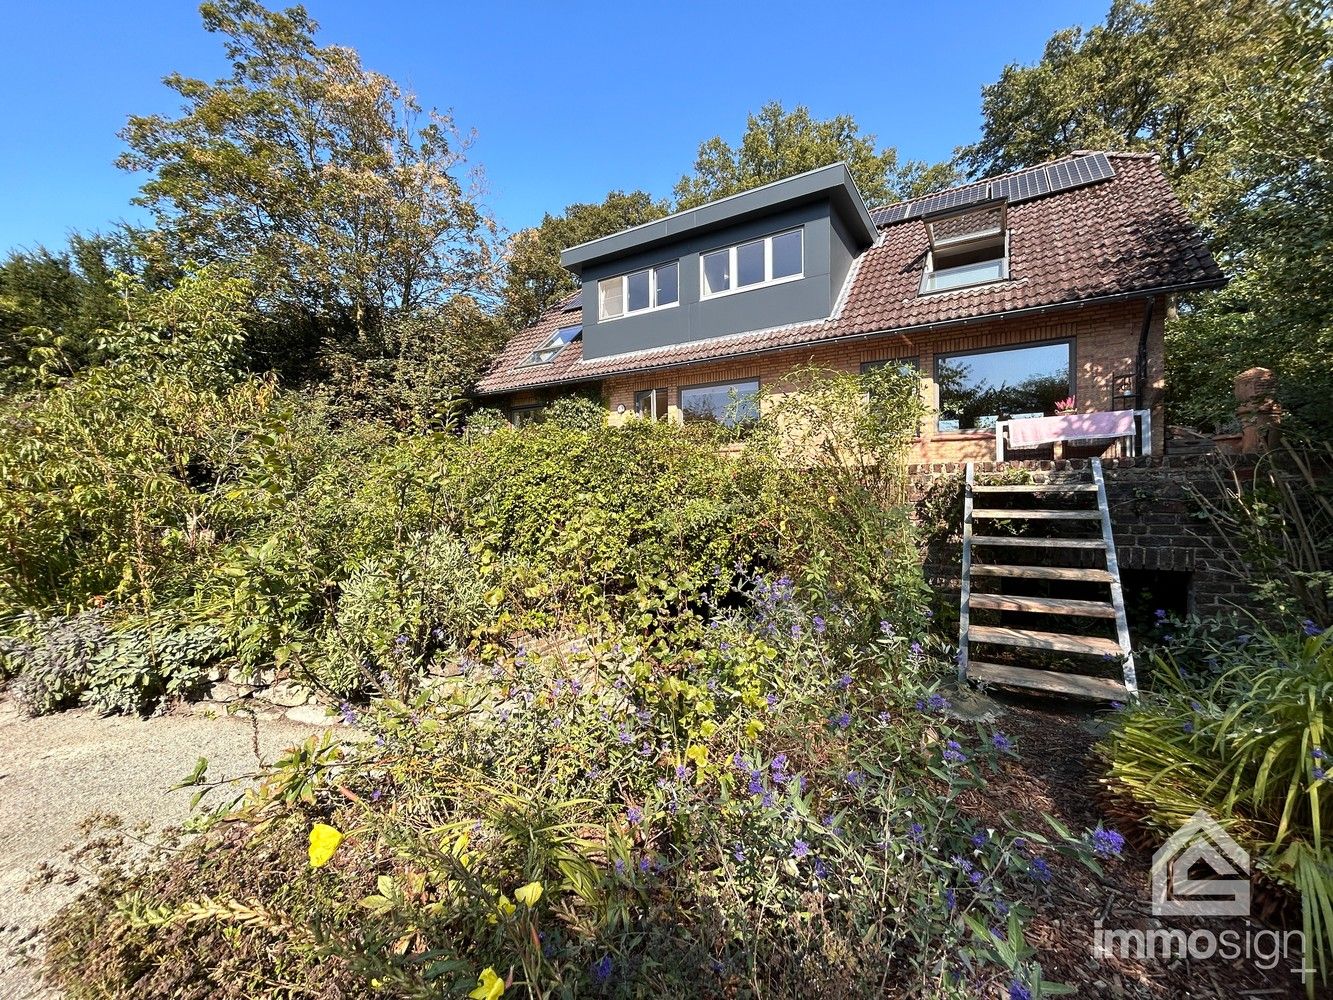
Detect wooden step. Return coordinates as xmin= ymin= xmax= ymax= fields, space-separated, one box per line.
xmin=971 ymin=535 xmax=1106 ymax=550
xmin=972 ymin=508 xmax=1101 ymax=520
xmin=971 ymin=564 xmax=1113 ymax=582
xmin=972 ymin=483 xmax=1097 ymax=493
xmin=970 ymin=593 xmax=1117 ymax=618
xmin=968 ymin=661 xmax=1129 ymax=701
xmin=968 ymin=625 xmax=1122 ymax=657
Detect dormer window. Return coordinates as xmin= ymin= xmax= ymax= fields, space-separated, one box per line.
xmin=701 ymin=229 xmax=803 ymax=299
xmin=523 ymin=324 xmax=581 ymax=366
xmin=598 ymin=262 xmax=679 ymax=321
xmin=920 ymin=202 xmax=1008 ymax=294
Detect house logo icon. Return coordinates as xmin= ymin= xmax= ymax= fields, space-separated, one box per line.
xmin=1151 ymin=809 xmax=1250 ymax=917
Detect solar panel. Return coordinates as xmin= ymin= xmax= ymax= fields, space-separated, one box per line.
xmin=560 ymin=291 xmax=582 ymax=312
xmin=872 ymin=153 xmax=1115 ymax=227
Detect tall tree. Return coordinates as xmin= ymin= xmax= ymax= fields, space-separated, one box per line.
xmin=0 ymin=234 xmax=122 ymax=390
xmin=957 ymin=0 xmax=1280 ymax=219
xmin=674 ymin=102 xmax=958 ymax=210
xmin=500 ymin=190 xmax=669 ymax=330
xmin=119 ymin=0 xmax=497 ymax=354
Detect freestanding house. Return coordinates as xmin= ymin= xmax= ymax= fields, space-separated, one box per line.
xmin=475 ymin=152 xmax=1223 ymax=463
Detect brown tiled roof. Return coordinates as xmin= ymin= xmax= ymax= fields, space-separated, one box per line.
xmin=475 ymin=152 xmax=1223 ymax=396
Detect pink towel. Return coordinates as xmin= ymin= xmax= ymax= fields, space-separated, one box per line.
xmin=1006 ymin=410 xmax=1136 ymax=449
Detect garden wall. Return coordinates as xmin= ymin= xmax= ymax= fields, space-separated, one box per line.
xmin=909 ymin=454 xmax=1260 ymax=628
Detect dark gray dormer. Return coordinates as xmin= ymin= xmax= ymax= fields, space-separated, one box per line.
xmin=560 ymin=163 xmax=878 ymax=361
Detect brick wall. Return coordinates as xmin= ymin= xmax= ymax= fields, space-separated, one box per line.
xmin=908 ymin=454 xmax=1258 ymax=622
xmin=596 ymin=296 xmax=1165 ymax=460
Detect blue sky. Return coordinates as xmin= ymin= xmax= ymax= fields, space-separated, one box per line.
xmin=0 ymin=0 xmax=1109 ymax=255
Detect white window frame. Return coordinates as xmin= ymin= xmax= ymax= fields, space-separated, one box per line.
xmin=597 ymin=261 xmax=680 ymax=322
xmin=521 ymin=324 xmax=581 ymax=366
xmin=920 ymin=230 xmax=1010 ymax=294
xmin=699 ymin=228 xmax=804 ymax=301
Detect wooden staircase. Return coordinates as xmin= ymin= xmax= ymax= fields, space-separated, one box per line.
xmin=958 ymin=458 xmax=1137 ymax=700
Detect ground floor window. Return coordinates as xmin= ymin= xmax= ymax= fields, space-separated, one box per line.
xmin=934 ymin=340 xmax=1073 ymax=432
xmin=510 ymin=404 xmax=544 ymax=427
xmin=861 ymin=358 xmax=922 ymax=436
xmin=680 ymin=378 xmax=760 ymax=428
xmin=634 ymin=387 xmax=668 ymax=421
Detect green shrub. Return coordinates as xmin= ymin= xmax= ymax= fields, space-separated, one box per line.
xmin=1101 ymin=624 xmax=1333 ymax=988
xmin=542 ymin=393 xmax=606 ymax=431
xmin=309 ymin=529 xmax=492 ymax=696
xmin=8 ymin=605 xmax=220 ymax=716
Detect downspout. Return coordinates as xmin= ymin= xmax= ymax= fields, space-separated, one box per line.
xmin=1134 ymin=296 xmax=1155 ymax=410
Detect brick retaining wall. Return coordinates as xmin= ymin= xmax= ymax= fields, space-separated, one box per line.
xmin=909 ymin=455 xmax=1258 ymax=623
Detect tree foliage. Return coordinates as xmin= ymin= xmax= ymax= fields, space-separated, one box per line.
xmin=499 ymin=190 xmax=668 ymax=331
xmin=0 ymin=235 xmax=123 ymax=390
xmin=674 ymin=102 xmax=958 ymax=210
xmin=119 ymin=0 xmax=497 ymax=353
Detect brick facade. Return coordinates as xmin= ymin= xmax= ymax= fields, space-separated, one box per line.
xmin=500 ymin=296 xmax=1167 ymax=463
xmin=908 ymin=454 xmax=1257 ymax=624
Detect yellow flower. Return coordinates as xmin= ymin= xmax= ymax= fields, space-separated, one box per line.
xmin=469 ymin=966 xmax=505 ymax=999
xmin=745 ymin=718 xmax=765 ymax=740
xmin=308 ymin=822 xmax=343 ymax=868
xmin=514 ymin=881 xmax=543 ymax=907
xmin=487 ymin=894 xmax=516 ymax=924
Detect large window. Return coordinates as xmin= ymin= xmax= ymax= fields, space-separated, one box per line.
xmin=510 ymin=404 xmax=544 ymax=427
xmin=680 ymin=378 xmax=760 ymax=428
xmin=920 ymin=204 xmax=1008 ymax=294
xmin=598 ymin=261 xmax=679 ymax=320
xmin=934 ymin=340 xmax=1073 ymax=433
xmin=522 ymin=324 xmax=581 ymax=366
xmin=701 ymin=229 xmax=803 ymax=298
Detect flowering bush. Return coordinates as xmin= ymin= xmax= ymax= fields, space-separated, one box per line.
xmin=45 ymin=587 xmax=1112 ymax=999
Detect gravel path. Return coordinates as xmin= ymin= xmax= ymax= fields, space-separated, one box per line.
xmin=0 ymin=697 xmax=338 ymax=999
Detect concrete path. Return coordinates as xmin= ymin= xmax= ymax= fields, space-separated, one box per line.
xmin=0 ymin=697 xmax=337 ymax=999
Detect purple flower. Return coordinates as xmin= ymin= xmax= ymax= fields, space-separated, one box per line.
xmin=675 ymin=764 xmax=689 ymax=781
xmin=813 ymin=858 xmax=828 ymax=879
xmin=1009 ymin=981 xmax=1032 ymax=1000
xmin=747 ymin=772 xmax=765 ymax=796
xmin=791 ymin=839 xmax=810 ymax=859
xmin=1090 ymin=828 xmax=1126 ymax=858
xmin=880 ymin=620 xmax=894 ymax=636
xmin=831 ymin=711 xmax=852 ymax=730
xmin=370 ymin=788 xmax=382 ymax=803
xmin=846 ymin=770 xmax=863 ymax=788
xmin=770 ymin=753 xmax=788 ymax=772
xmin=1154 ymin=608 xmax=1167 ymax=621
xmin=638 ymin=857 xmax=650 ymax=873
xmin=761 ymin=789 xmax=775 ymax=808
xmin=971 ymin=830 xmax=988 ymax=848
xmin=877 ymin=710 xmax=891 ymax=723
xmin=944 ymin=887 xmax=956 ymax=912
xmin=790 ymin=623 xmax=802 ymax=639
xmin=835 ymin=672 xmax=853 ymax=690
xmin=732 ymin=844 xmax=746 ymax=863
xmin=909 ymin=641 xmax=923 ymax=656
xmin=1314 ymin=748 xmax=1327 ymax=761
xmin=338 ymin=701 xmax=357 ymax=725
xmin=394 ymin=634 xmax=409 ymax=646
xmin=942 ymin=740 xmax=967 ymax=765
xmin=991 ymin=731 xmax=1012 ymax=752
xmin=1183 ymin=721 xmax=1194 ymax=734
xmin=627 ymin=806 xmax=644 ymax=824
xmin=766 ymin=692 xmax=778 ymax=708
xmin=617 ymin=726 xmax=632 ymax=745
xmin=614 ymin=858 xmax=626 ymax=875
xmin=1304 ymin=619 xmax=1323 ymax=637
xmin=812 ymin=615 xmax=826 ymax=636
xmin=1315 ymin=768 xmax=1327 ymax=781
xmin=591 ymin=955 xmax=613 ymax=983
xmin=1029 ymin=857 xmax=1052 ymax=883
xmin=908 ymin=822 xmax=925 ymax=843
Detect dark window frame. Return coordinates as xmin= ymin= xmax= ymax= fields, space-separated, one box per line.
xmin=932 ymin=338 xmax=1076 ymax=435
xmin=510 ymin=404 xmax=545 ymax=427
xmin=679 ymin=376 xmax=762 ymax=429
